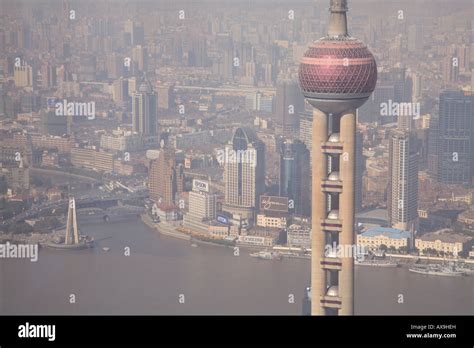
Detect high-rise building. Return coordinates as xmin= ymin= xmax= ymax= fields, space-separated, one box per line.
xmin=220 ymin=44 xmax=234 ymax=80
xmin=149 ymin=147 xmax=185 ymax=205
xmin=443 ymin=55 xmax=459 ymax=84
xmin=223 ymin=127 xmax=265 ymax=220
xmin=128 ymin=77 xmax=138 ymax=96
xmin=132 ymin=76 xmax=157 ymax=135
xmin=299 ymin=111 xmax=313 ymax=162
xmin=183 ymin=180 xmax=218 ymax=234
xmin=40 ymin=63 xmax=57 ymax=89
xmin=298 ymin=0 xmax=377 ymax=315
xmin=275 ymin=79 xmax=305 ymax=136
xmin=407 ymin=24 xmax=422 ymax=54
xmin=188 ymin=181 xmax=216 ymax=220
xmin=411 ymin=72 xmax=422 ymax=103
xmin=458 ymin=44 xmax=470 ymax=72
xmin=262 ymin=63 xmax=274 ymax=86
xmin=113 ymin=77 xmax=130 ymax=109
xmin=387 ymin=131 xmax=419 ymax=231
xmin=14 ymin=63 xmax=33 ymax=88
xmin=132 ymin=45 xmax=148 ymax=72
xmin=157 ymin=84 xmax=174 ymax=110
xmin=435 ymin=90 xmax=474 ymax=186
xmin=124 ymin=20 xmax=144 ymax=46
xmin=106 ymin=54 xmax=122 ymax=79
xmin=279 ymin=139 xmax=310 ymax=217
xmin=190 ymin=37 xmax=208 ymax=67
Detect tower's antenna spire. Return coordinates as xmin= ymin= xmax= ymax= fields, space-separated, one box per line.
xmin=328 ymin=0 xmax=349 ymax=37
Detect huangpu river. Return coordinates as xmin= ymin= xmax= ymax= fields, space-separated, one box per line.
xmin=1 ymin=219 xmax=473 ymax=315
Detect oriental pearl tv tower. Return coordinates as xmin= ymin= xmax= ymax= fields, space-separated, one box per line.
xmin=298 ymin=0 xmax=377 ymax=315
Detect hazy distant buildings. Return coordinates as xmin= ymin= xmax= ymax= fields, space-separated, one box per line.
xmin=407 ymin=24 xmax=423 ymax=54
xmin=218 ymin=43 xmax=234 ymax=80
xmin=387 ymin=131 xmax=419 ymax=231
xmin=358 ymin=84 xmax=394 ymax=123
xmin=132 ymin=77 xmax=157 ymax=135
xmin=358 ymin=68 xmax=412 ymax=124
xmin=124 ymin=19 xmax=144 ymax=46
xmin=41 ymin=110 xmax=71 ymax=136
xmin=71 ymin=147 xmax=114 ymax=172
xmin=190 ymin=37 xmax=209 ymax=67
xmin=262 ymin=63 xmax=275 ymax=86
xmin=245 ymin=92 xmax=274 ymax=113
xmin=100 ymin=129 xmax=157 ymax=152
xmin=106 ymin=54 xmax=123 ymax=79
xmin=132 ymin=45 xmax=148 ymax=72
xmin=40 ymin=63 xmax=57 ymax=89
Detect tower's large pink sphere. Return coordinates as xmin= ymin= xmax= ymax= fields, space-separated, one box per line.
xmin=298 ymin=37 xmax=377 ymax=112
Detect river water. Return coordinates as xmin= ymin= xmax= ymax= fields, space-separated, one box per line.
xmin=1 ymin=219 xmax=472 ymax=315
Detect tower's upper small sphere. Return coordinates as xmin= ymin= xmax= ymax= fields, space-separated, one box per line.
xmin=298 ymin=37 xmax=377 ymax=111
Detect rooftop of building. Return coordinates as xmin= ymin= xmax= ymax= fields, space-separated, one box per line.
xmin=361 ymin=227 xmax=411 ymax=239
xmin=356 ymin=209 xmax=389 ymax=221
xmin=154 ymin=203 xmax=178 ymax=212
xmin=248 ymin=227 xmax=283 ymax=236
xmin=418 ymin=229 xmax=472 ymax=243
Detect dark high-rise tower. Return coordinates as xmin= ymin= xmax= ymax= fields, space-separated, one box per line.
xmin=298 ymin=0 xmax=377 ymax=315
xmin=279 ymin=139 xmax=311 ymax=217
xmin=275 ymin=79 xmax=305 ymax=136
xmin=435 ymin=90 xmax=474 ymax=186
xmin=132 ymin=76 xmax=157 ymax=136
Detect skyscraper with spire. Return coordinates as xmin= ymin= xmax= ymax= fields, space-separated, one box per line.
xmin=298 ymin=0 xmax=377 ymax=315
xmin=132 ymin=75 xmax=157 ymax=135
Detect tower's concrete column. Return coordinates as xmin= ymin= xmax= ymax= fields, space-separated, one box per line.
xmin=65 ymin=199 xmax=72 ymax=245
xmin=339 ymin=111 xmax=356 ymax=315
xmin=311 ymin=108 xmax=328 ymax=315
